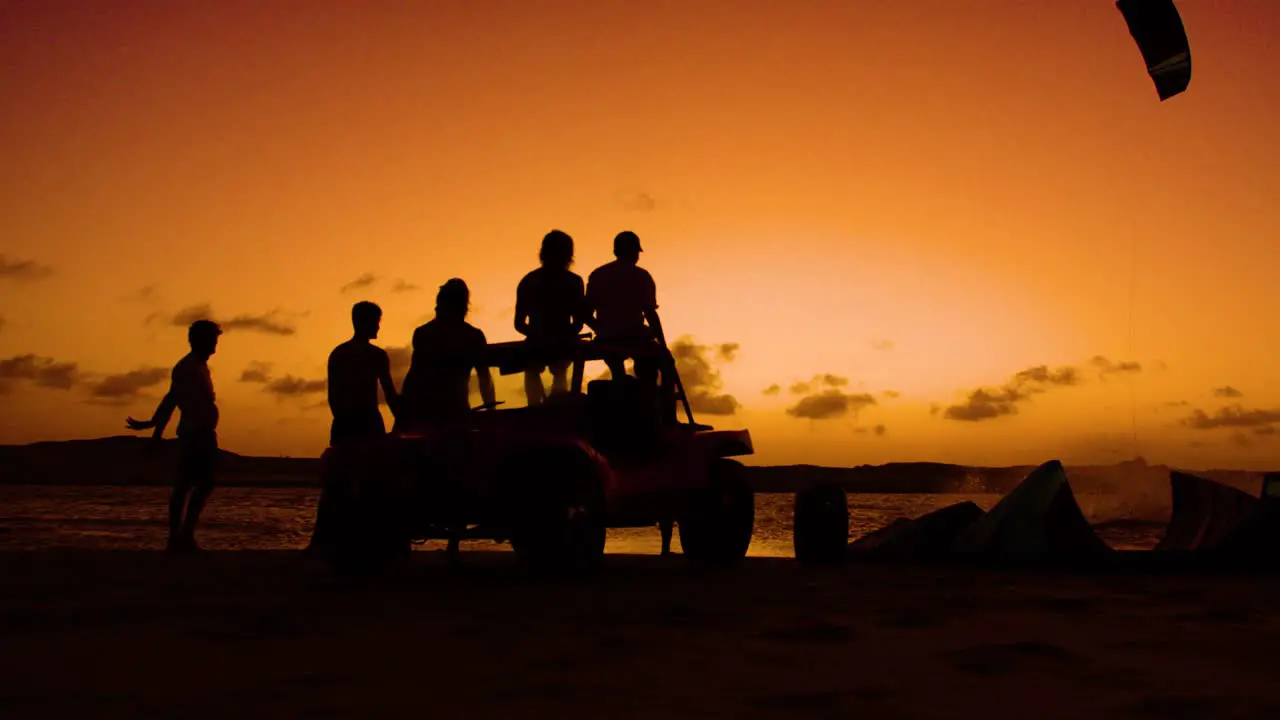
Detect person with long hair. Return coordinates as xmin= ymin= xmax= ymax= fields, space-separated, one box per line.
xmin=398 ymin=278 xmax=495 ymax=427
xmin=513 ymin=229 xmax=586 ymax=405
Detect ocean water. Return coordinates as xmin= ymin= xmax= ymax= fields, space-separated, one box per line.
xmin=0 ymin=486 xmax=1166 ymax=554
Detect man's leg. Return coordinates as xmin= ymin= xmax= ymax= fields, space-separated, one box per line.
xmin=549 ymin=360 xmax=570 ymax=396
xmin=167 ymin=481 xmax=191 ymax=551
xmin=523 ymin=367 xmax=546 ymax=406
xmin=660 ymin=518 xmax=674 ymax=556
xmin=177 ymin=434 xmax=217 ymax=549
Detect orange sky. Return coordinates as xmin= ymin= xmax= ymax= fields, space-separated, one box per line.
xmin=2 ymin=0 xmax=1278 ymax=469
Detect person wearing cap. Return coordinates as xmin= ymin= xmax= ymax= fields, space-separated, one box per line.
xmin=125 ymin=318 xmax=223 ymax=552
xmin=585 ymin=231 xmax=675 ymax=417
xmin=514 ymin=230 xmax=586 ymax=405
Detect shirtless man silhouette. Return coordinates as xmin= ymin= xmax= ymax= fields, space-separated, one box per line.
xmin=308 ymin=301 xmax=399 ymax=553
xmin=327 ymin=301 xmax=398 ymax=445
xmin=126 ymin=319 xmax=222 ymax=553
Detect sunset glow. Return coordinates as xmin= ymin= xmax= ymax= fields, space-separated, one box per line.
xmin=3 ymin=0 xmax=1279 ymax=468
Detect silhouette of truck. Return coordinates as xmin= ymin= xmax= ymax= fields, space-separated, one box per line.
xmin=318 ymin=337 xmax=755 ymax=574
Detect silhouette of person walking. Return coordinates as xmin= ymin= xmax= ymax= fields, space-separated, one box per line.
xmin=585 ymin=231 xmax=676 ymax=419
xmin=125 ymin=319 xmax=222 ymax=552
xmin=514 ymin=230 xmax=585 ymax=405
xmin=308 ymin=301 xmax=399 ymax=554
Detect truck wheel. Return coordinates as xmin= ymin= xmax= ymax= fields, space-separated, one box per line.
xmin=793 ymin=482 xmax=849 ymax=565
xmin=679 ymin=458 xmax=755 ymax=568
xmin=505 ymin=448 xmax=607 ymax=577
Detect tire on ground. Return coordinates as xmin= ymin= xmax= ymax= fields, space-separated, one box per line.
xmin=679 ymin=458 xmax=755 ymax=568
xmin=502 ymin=446 xmax=607 ymax=577
xmin=793 ymin=481 xmax=849 ymax=565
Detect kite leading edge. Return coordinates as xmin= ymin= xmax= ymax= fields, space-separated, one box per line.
xmin=1116 ymin=0 xmax=1191 ymax=101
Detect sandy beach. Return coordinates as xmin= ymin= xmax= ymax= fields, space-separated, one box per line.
xmin=4 ymin=550 xmax=1280 ymax=719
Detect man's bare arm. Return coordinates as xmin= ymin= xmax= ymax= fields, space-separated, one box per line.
xmin=514 ymin=297 xmax=531 ymax=337
xmin=580 ymin=286 xmax=599 ymax=334
xmin=378 ymin=353 xmax=400 ymax=416
xmin=126 ymin=387 xmax=176 ymax=439
xmin=643 ymin=307 xmax=667 ymax=348
xmin=477 ymin=366 xmax=497 ymax=407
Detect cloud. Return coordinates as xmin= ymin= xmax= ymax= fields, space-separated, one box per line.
xmin=0 ymin=315 xmax=5 ymax=332
xmin=619 ymin=190 xmax=657 ymax=212
xmin=341 ymin=273 xmax=379 ymax=293
xmin=855 ymin=424 xmax=888 ymax=436
xmin=762 ymin=384 xmax=781 ymax=396
xmin=122 ymin=284 xmax=160 ymax=304
xmin=1212 ymin=386 xmax=1243 ymax=398
xmin=0 ymin=354 xmax=78 ymax=392
xmin=942 ymin=363 xmax=1080 ymax=422
xmin=85 ymin=367 xmax=169 ymax=403
xmin=1090 ymin=356 xmax=1142 ymax=378
xmin=1231 ymin=431 xmax=1253 ymax=448
xmin=787 ymin=374 xmax=848 ymax=397
xmin=871 ymin=339 xmax=894 ymax=351
xmin=670 ymin=337 xmax=740 ymax=415
xmin=391 ymin=279 xmax=420 ymax=293
xmin=787 ymin=388 xmax=877 ymax=420
xmin=239 ymin=361 xmax=273 ymax=383
xmin=1255 ymin=426 xmax=1277 ymax=437
xmin=785 ymin=374 xmax=876 ymax=421
xmin=0 ymin=255 xmax=53 ymax=281
xmin=264 ymin=375 xmax=327 ymax=397
xmin=1181 ymin=404 xmax=1280 ymax=430
xmin=882 ymin=390 xmax=900 ymax=399
xmin=166 ymin=304 xmax=299 ymax=336
xmin=237 ymin=360 xmax=325 ymax=398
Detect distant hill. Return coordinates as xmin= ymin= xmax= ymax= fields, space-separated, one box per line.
xmin=0 ymin=436 xmax=321 ymax=488
xmin=0 ymin=436 xmax=1270 ymax=496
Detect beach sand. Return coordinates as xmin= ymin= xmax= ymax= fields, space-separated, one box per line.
xmin=3 ymin=550 xmax=1280 ymax=719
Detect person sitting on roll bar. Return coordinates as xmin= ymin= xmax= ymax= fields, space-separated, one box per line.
xmin=514 ymin=229 xmax=586 ymax=405
xmin=584 ymin=231 xmax=677 ymax=421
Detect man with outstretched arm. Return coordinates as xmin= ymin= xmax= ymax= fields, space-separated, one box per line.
xmin=125 ymin=319 xmax=222 ymax=553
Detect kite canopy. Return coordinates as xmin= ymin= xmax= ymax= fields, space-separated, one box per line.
xmin=1116 ymin=0 xmax=1191 ymax=100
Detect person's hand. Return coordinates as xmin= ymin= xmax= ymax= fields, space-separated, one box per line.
xmin=125 ymin=417 xmax=154 ymax=432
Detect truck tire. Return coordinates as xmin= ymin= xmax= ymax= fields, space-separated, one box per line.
xmin=793 ymin=482 xmax=849 ymax=565
xmin=679 ymin=458 xmax=755 ymax=568
xmin=504 ymin=447 xmax=607 ymax=577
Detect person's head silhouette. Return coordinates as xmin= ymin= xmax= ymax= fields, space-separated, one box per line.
xmin=188 ymin=319 xmax=221 ymax=358
xmin=351 ymin=301 xmax=382 ymax=340
xmin=436 ymin=278 xmax=470 ymax=322
xmin=613 ymin=231 xmax=642 ymax=264
xmin=540 ymin=229 xmax=575 ymax=270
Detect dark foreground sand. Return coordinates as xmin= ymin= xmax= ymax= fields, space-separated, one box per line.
xmin=3 ymin=551 xmax=1280 ymax=719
